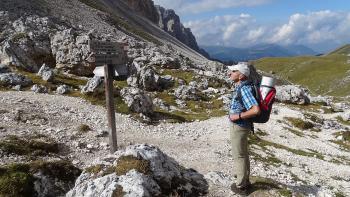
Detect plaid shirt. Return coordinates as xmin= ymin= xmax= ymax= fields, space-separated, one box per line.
xmin=229 ymin=80 xmax=258 ymax=129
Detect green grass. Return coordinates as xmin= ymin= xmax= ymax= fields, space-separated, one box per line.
xmin=328 ymin=44 xmax=350 ymax=55
xmin=331 ymin=131 xmax=350 ymax=150
xmin=248 ymin=176 xmax=292 ymax=197
xmin=0 ymin=135 xmax=59 ymax=157
xmin=336 ymin=116 xmax=350 ymax=126
xmin=161 ymin=69 xmax=195 ymax=85
xmin=283 ymin=127 xmax=305 ymax=137
xmin=77 ymin=124 xmax=91 ymax=133
xmin=249 ymin=135 xmax=324 ymax=160
xmin=11 ymin=32 xmax=27 ymax=43
xmin=253 ymin=49 xmax=350 ymax=96
xmin=0 ymin=161 xmax=81 ymax=197
xmin=13 ymin=67 xmax=87 ymax=91
xmin=284 ymin=117 xmax=314 ymax=130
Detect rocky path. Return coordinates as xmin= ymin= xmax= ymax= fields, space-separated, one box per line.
xmin=0 ymin=91 xmax=349 ymax=196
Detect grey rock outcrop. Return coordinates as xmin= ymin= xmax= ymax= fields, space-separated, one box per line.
xmin=149 ymin=55 xmax=180 ymax=69
xmin=120 ymin=87 xmax=153 ymax=114
xmin=50 ymin=29 xmax=94 ymax=76
xmin=66 ymin=144 xmax=208 ymax=197
xmin=81 ymin=76 xmax=104 ymax=95
xmin=138 ymin=66 xmax=159 ymax=91
xmin=0 ymin=73 xmax=32 ymax=86
xmin=128 ymin=66 xmax=174 ymax=91
xmin=174 ymin=85 xmax=203 ymax=101
xmin=155 ymin=6 xmax=206 ymax=56
xmin=276 ymin=85 xmax=310 ymax=104
xmin=121 ymin=0 xmax=159 ymax=24
xmin=0 ymin=14 xmax=56 ymax=72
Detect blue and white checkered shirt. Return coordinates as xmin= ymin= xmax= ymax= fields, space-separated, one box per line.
xmin=229 ymin=80 xmax=258 ymax=129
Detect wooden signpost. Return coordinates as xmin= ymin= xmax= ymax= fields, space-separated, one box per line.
xmin=89 ymin=40 xmax=128 ymax=153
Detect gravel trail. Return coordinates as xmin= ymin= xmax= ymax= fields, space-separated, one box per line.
xmin=0 ymin=91 xmax=349 ymax=196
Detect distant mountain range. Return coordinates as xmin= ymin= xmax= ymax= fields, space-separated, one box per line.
xmin=201 ymin=44 xmax=318 ymax=62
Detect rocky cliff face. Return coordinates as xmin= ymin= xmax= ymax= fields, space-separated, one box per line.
xmin=155 ymin=7 xmax=198 ymax=51
xmin=120 ymin=0 xmax=159 ymax=24
xmin=120 ymin=0 xmax=209 ymax=58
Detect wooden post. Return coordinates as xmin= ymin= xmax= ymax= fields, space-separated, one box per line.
xmin=104 ymin=64 xmax=117 ymax=153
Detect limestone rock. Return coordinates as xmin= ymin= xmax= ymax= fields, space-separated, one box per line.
xmin=0 ymin=73 xmax=32 ymax=86
xmin=81 ymin=76 xmax=104 ymax=95
xmin=66 ymin=144 xmax=208 ymax=197
xmin=31 ymin=84 xmax=48 ymax=93
xmin=50 ymin=29 xmax=94 ymax=76
xmin=56 ymin=84 xmax=71 ymax=95
xmin=37 ymin=63 xmax=54 ymax=82
xmin=174 ymin=85 xmax=202 ymax=101
xmin=276 ymin=85 xmax=310 ymax=105
xmin=120 ymin=87 xmax=153 ymax=114
xmin=204 ymin=171 xmax=232 ymax=187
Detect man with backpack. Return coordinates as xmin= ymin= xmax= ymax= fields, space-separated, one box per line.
xmin=227 ymin=62 xmax=261 ymax=195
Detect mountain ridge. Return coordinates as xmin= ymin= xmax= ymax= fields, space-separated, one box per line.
xmin=202 ymin=44 xmax=318 ymax=62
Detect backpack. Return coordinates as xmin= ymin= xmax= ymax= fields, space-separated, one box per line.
xmin=237 ymin=82 xmax=276 ymax=123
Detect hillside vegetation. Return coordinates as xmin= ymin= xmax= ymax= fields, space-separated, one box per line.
xmin=253 ymin=44 xmax=350 ymax=96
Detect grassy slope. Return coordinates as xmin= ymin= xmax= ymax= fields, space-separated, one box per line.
xmin=253 ymin=45 xmax=350 ymax=96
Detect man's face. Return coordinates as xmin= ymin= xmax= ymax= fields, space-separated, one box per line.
xmin=228 ymin=70 xmax=241 ymax=82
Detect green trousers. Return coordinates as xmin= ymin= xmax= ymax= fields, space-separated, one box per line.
xmin=230 ymin=123 xmax=251 ymax=188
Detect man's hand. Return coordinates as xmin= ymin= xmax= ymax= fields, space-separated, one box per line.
xmin=229 ymin=114 xmax=240 ymax=121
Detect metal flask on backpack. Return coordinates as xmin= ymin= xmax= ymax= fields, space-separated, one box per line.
xmin=260 ymin=76 xmax=276 ymax=99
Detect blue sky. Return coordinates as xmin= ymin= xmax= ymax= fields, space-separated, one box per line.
xmin=153 ymin=0 xmax=350 ymax=52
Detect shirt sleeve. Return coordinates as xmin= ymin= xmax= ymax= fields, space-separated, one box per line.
xmin=241 ymin=85 xmax=258 ymax=110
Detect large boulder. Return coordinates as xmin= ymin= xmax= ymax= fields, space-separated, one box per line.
xmin=50 ymin=29 xmax=94 ymax=76
xmin=174 ymin=85 xmax=203 ymax=101
xmin=81 ymin=76 xmax=104 ymax=95
xmin=129 ymin=66 xmax=174 ymax=91
xmin=149 ymin=55 xmax=180 ymax=69
xmin=66 ymin=144 xmax=208 ymax=197
xmin=0 ymin=15 xmax=55 ymax=72
xmin=0 ymin=73 xmax=32 ymax=87
xmin=138 ymin=66 xmax=159 ymax=91
xmin=120 ymin=87 xmax=153 ymax=114
xmin=275 ymin=85 xmax=310 ymax=104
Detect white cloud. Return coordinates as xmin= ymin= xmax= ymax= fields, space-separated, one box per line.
xmin=153 ymin=0 xmax=272 ymax=14
xmin=184 ymin=10 xmax=350 ymax=49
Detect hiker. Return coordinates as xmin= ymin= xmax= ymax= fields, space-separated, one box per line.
xmin=227 ymin=62 xmax=261 ymax=195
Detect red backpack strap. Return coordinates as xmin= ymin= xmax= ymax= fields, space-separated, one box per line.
xmin=264 ymin=88 xmax=276 ymax=106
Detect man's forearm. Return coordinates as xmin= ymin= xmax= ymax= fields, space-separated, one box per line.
xmin=240 ymin=106 xmax=260 ymax=119
xmin=229 ymin=105 xmax=260 ymax=121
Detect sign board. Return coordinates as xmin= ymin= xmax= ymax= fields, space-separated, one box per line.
xmin=93 ymin=65 xmax=128 ymax=77
xmin=89 ymin=40 xmax=128 ymax=68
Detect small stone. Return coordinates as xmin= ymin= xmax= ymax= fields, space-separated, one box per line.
xmin=87 ymin=144 xmax=94 ymax=149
